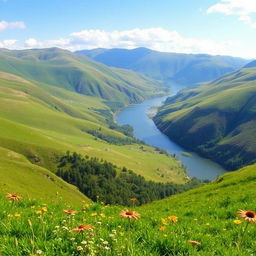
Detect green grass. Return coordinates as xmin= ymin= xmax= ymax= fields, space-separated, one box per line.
xmin=155 ymin=66 xmax=256 ymax=170
xmin=0 ymin=164 xmax=255 ymax=255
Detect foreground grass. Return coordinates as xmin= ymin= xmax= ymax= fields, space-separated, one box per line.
xmin=1 ymin=164 xmax=256 ymax=255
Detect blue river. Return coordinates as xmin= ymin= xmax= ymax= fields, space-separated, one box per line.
xmin=116 ymin=95 xmax=226 ymax=180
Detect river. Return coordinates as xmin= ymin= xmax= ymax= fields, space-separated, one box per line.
xmin=116 ymin=95 xmax=226 ymax=180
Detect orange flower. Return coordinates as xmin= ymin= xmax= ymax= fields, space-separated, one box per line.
xmin=63 ymin=209 xmax=77 ymax=216
xmin=168 ymin=216 xmax=178 ymax=223
xmin=120 ymin=210 xmax=140 ymax=220
xmin=159 ymin=226 xmax=166 ymax=231
xmin=188 ymin=240 xmax=201 ymax=246
xmin=130 ymin=198 xmax=137 ymax=202
xmin=238 ymin=210 xmax=256 ymax=223
xmin=71 ymin=224 xmax=93 ymax=233
xmin=6 ymin=193 xmax=22 ymax=201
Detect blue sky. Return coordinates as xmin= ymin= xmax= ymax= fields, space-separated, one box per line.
xmin=1 ymin=0 xmax=256 ymax=58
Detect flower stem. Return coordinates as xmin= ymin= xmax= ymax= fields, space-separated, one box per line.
xmin=238 ymin=222 xmax=249 ymax=249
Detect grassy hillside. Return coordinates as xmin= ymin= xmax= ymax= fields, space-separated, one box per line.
xmin=154 ymin=64 xmax=256 ymax=170
xmin=0 ymin=163 xmax=255 ymax=255
xmin=76 ymin=47 xmax=248 ymax=86
xmin=0 ymin=71 xmax=186 ymax=193
xmin=0 ymin=48 xmax=163 ymax=105
xmin=0 ymin=146 xmax=88 ymax=205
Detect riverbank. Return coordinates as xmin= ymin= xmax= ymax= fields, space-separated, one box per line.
xmin=116 ymin=96 xmax=226 ymax=180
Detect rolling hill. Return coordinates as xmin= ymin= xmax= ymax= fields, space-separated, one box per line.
xmin=154 ymin=62 xmax=256 ymax=170
xmin=76 ymin=47 xmax=249 ymax=86
xmin=0 ymin=68 xmax=187 ymax=204
xmin=0 ymin=48 xmax=163 ymax=105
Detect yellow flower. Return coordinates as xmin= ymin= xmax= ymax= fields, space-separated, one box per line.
xmin=35 ymin=210 xmax=43 ymax=215
xmin=163 ymin=234 xmax=168 ymax=237
xmin=100 ymin=213 xmax=105 ymax=218
xmin=41 ymin=207 xmax=47 ymax=212
xmin=159 ymin=226 xmax=166 ymax=231
xmin=168 ymin=216 xmax=178 ymax=223
xmin=14 ymin=213 xmax=21 ymax=217
xmin=31 ymin=206 xmax=35 ymax=209
xmin=91 ymin=212 xmax=97 ymax=217
xmin=233 ymin=219 xmax=242 ymax=225
xmin=161 ymin=218 xmax=168 ymax=225
xmin=83 ymin=204 xmax=90 ymax=208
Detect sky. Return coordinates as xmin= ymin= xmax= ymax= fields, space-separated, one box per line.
xmin=1 ymin=0 xmax=256 ymax=58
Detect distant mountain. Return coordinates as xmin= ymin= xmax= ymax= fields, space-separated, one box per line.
xmin=154 ymin=65 xmax=256 ymax=170
xmin=76 ymin=48 xmax=249 ymax=86
xmin=244 ymin=60 xmax=256 ymax=68
xmin=0 ymin=48 xmax=163 ymax=105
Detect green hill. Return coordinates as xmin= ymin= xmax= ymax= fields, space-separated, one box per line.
xmin=76 ymin=47 xmax=248 ymax=86
xmin=0 ymin=162 xmax=255 ymax=255
xmin=0 ymin=48 xmax=163 ymax=105
xmin=154 ymin=63 xmax=256 ymax=170
xmin=0 ymin=70 xmax=187 ymax=203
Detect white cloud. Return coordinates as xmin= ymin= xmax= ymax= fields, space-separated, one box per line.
xmin=0 ymin=39 xmax=17 ymax=48
xmin=68 ymin=28 xmax=235 ymax=56
xmin=207 ymin=0 xmax=256 ymax=28
xmin=1 ymin=27 xmax=249 ymax=58
xmin=0 ymin=20 xmax=26 ymax=32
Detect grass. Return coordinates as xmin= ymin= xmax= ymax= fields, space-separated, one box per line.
xmin=0 ymin=164 xmax=255 ymax=255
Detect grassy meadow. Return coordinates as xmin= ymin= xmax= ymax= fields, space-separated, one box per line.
xmin=1 ymin=164 xmax=256 ymax=255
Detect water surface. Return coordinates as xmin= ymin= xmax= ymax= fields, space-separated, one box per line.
xmin=116 ymin=96 xmax=226 ymax=180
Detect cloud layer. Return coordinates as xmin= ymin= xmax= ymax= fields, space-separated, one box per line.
xmin=207 ymin=0 xmax=256 ymax=28
xmin=19 ymin=28 xmax=235 ymax=57
xmin=0 ymin=20 xmax=26 ymax=32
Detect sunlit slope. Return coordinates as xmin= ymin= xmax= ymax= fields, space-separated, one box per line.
xmin=0 ymin=72 xmax=186 ymax=183
xmin=138 ymin=163 xmax=256 ymax=255
xmin=154 ymin=65 xmax=256 ymax=170
xmin=0 ymin=48 xmax=162 ymax=104
xmin=0 ymin=146 xmax=88 ymax=204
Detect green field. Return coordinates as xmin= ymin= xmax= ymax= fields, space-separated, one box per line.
xmin=0 ymin=163 xmax=255 ymax=255
xmin=154 ymin=65 xmax=256 ymax=170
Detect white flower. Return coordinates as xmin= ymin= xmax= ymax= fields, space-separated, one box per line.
xmin=77 ymin=246 xmax=83 ymax=251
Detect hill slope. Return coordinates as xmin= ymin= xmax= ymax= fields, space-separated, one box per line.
xmin=154 ymin=63 xmax=256 ymax=170
xmin=0 ymin=48 xmax=162 ymax=105
xmin=76 ymin=47 xmax=248 ymax=86
xmin=0 ymin=70 xmax=186 ymax=199
xmin=1 ymin=163 xmax=255 ymax=255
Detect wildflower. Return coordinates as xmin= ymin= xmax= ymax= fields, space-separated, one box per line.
xmin=159 ymin=226 xmax=166 ymax=231
xmin=233 ymin=219 xmax=242 ymax=225
xmin=35 ymin=250 xmax=43 ymax=255
xmin=163 ymin=234 xmax=168 ymax=237
xmin=41 ymin=207 xmax=47 ymax=213
xmin=31 ymin=206 xmax=35 ymax=209
xmin=237 ymin=210 xmax=256 ymax=223
xmin=71 ymin=224 xmax=93 ymax=233
xmin=6 ymin=193 xmax=22 ymax=201
xmin=100 ymin=213 xmax=105 ymax=218
xmin=91 ymin=212 xmax=97 ymax=217
xmin=168 ymin=216 xmax=178 ymax=223
xmin=188 ymin=240 xmax=201 ymax=246
xmin=120 ymin=210 xmax=140 ymax=220
xmin=161 ymin=218 xmax=168 ymax=225
xmin=81 ymin=240 xmax=87 ymax=245
xmin=63 ymin=209 xmax=77 ymax=216
xmin=35 ymin=210 xmax=43 ymax=215
xmin=76 ymin=246 xmax=83 ymax=251
xmin=14 ymin=213 xmax=21 ymax=217
xmin=130 ymin=198 xmax=137 ymax=202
